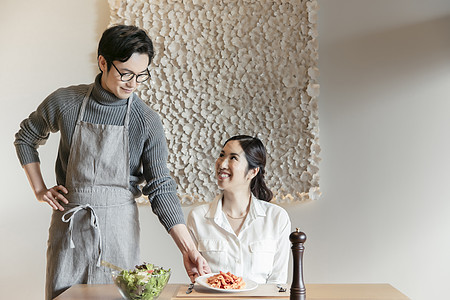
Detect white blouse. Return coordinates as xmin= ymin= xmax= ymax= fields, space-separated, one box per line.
xmin=187 ymin=194 xmax=291 ymax=284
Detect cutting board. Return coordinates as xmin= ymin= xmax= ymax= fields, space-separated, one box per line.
xmin=174 ymin=284 xmax=289 ymax=299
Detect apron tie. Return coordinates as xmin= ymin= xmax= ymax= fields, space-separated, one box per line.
xmin=62 ymin=204 xmax=103 ymax=267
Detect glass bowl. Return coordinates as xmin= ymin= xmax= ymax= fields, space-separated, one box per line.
xmin=111 ymin=266 xmax=171 ymax=300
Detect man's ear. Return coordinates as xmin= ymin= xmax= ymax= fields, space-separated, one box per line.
xmin=98 ymin=55 xmax=107 ymax=73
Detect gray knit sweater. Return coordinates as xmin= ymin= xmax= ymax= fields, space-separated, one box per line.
xmin=14 ymin=74 xmax=184 ymax=231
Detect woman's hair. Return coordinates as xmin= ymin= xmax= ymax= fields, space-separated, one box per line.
xmin=224 ymin=135 xmax=273 ymax=202
xmin=97 ymin=25 xmax=154 ymax=71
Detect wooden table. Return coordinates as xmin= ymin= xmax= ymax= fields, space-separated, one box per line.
xmin=54 ymin=283 xmax=410 ymax=299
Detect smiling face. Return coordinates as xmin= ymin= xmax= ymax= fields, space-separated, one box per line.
xmin=215 ymin=140 xmax=257 ymax=192
xmin=98 ymin=52 xmax=149 ymax=99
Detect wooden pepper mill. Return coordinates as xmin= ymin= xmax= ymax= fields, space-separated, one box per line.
xmin=290 ymin=228 xmax=307 ymax=300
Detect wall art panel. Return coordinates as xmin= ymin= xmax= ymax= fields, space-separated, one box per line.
xmin=108 ymin=0 xmax=321 ymax=205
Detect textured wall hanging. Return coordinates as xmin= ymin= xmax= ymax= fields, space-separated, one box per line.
xmin=108 ymin=0 xmax=321 ymax=205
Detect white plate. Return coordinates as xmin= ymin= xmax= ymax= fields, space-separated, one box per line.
xmin=195 ymin=273 xmax=258 ymax=293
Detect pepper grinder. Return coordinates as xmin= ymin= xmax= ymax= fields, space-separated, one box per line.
xmin=290 ymin=228 xmax=307 ymax=300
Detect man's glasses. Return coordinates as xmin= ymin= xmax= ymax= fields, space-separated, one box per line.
xmin=110 ymin=61 xmax=151 ymax=83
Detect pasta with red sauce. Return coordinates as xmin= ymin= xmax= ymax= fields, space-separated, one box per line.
xmin=207 ymin=271 xmax=246 ymax=289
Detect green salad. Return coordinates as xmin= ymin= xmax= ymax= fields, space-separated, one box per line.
xmin=113 ymin=263 xmax=171 ymax=300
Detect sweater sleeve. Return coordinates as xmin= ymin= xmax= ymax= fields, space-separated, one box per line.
xmin=14 ymin=90 xmax=61 ymax=166
xmin=140 ymin=111 xmax=185 ymax=232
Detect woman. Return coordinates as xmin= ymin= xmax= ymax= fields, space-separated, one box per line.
xmin=187 ymin=135 xmax=291 ymax=284
xmin=14 ymin=25 xmax=209 ymax=299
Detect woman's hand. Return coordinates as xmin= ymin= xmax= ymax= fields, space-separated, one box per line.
xmin=36 ymin=185 xmax=69 ymax=211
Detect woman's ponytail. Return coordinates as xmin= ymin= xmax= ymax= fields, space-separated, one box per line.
xmin=250 ymin=166 xmax=273 ymax=202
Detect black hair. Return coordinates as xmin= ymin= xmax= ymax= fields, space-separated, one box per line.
xmin=224 ymin=135 xmax=273 ymax=202
xmin=97 ymin=25 xmax=154 ymax=71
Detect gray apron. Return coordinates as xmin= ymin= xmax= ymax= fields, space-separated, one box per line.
xmin=45 ymin=85 xmax=140 ymax=299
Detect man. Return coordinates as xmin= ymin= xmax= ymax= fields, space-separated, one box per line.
xmin=14 ymin=25 xmax=210 ymax=299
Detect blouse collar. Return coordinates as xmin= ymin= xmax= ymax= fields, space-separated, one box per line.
xmin=205 ymin=193 xmax=266 ymax=235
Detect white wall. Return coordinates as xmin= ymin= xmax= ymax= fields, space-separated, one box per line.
xmin=1 ymin=1 xmax=449 ymax=299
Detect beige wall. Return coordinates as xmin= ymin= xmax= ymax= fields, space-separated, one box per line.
xmin=1 ymin=0 xmax=449 ymax=299
xmin=0 ymin=0 xmax=111 ymax=298
xmin=314 ymin=2 xmax=450 ymax=300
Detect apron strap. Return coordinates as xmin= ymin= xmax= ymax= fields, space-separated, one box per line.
xmin=124 ymin=93 xmax=133 ymax=130
xmin=76 ymin=84 xmax=94 ymax=125
xmin=62 ymin=204 xmax=103 ymax=267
